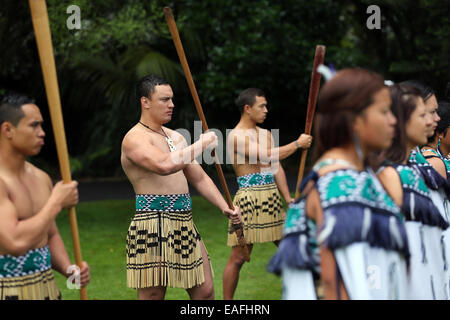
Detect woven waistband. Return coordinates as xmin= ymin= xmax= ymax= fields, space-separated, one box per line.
xmin=0 ymin=246 xmax=51 ymax=278
xmin=237 ymin=172 xmax=275 ymax=189
xmin=136 ymin=193 xmax=192 ymax=212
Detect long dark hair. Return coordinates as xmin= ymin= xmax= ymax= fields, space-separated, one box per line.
xmin=400 ymin=80 xmax=435 ymax=102
xmin=313 ymin=68 xmax=385 ymax=159
xmin=437 ymin=100 xmax=450 ymax=136
xmin=382 ymin=84 xmax=422 ymax=163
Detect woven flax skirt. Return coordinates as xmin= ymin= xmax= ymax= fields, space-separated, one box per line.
xmin=0 ymin=246 xmax=61 ymax=300
xmin=227 ymin=172 xmax=286 ymax=246
xmin=127 ymin=193 xmax=205 ymax=289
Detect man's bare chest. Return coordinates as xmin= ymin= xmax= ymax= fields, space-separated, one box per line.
xmin=5 ymin=176 xmax=50 ymax=220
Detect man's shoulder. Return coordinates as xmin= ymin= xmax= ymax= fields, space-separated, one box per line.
xmin=228 ymin=126 xmax=240 ymax=135
xmin=228 ymin=126 xmax=263 ymax=136
xmin=25 ymin=161 xmax=52 ymax=184
xmin=256 ymin=126 xmax=269 ymax=132
xmin=122 ymin=126 xmax=152 ymax=146
xmin=226 ymin=127 xmax=241 ymax=143
xmin=123 ymin=125 xmax=142 ymax=138
xmin=256 ymin=127 xmax=272 ymax=138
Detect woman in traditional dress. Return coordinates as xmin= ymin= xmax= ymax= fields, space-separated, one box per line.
xmin=402 ymin=83 xmax=450 ymax=299
xmin=269 ymin=68 xmax=410 ymax=299
xmin=419 ymin=100 xmax=450 ymax=298
xmin=377 ymin=84 xmax=449 ymax=299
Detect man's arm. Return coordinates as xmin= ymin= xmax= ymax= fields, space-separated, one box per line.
xmin=47 ymin=221 xmax=70 ymax=275
xmin=268 ymin=131 xmax=293 ymax=203
xmin=48 ymin=221 xmax=90 ymax=287
xmin=183 ymin=162 xmax=241 ymax=224
xmin=274 ymin=163 xmax=293 ymax=204
xmin=230 ymin=130 xmax=312 ymax=163
xmin=123 ymin=130 xmax=217 ymax=176
xmin=0 ymin=179 xmax=78 ymax=256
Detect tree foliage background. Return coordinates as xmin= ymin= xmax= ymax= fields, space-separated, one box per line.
xmin=0 ymin=0 xmax=448 ymax=179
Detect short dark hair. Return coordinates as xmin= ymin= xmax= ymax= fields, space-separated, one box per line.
xmin=235 ymin=88 xmax=265 ymax=114
xmin=399 ymin=79 xmax=435 ymax=102
xmin=383 ymin=84 xmax=422 ymax=163
xmin=135 ymin=74 xmax=170 ymax=106
xmin=0 ymin=92 xmax=35 ymax=126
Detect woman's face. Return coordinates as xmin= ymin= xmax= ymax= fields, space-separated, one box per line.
xmin=406 ymin=97 xmax=432 ymax=147
xmin=425 ymin=94 xmax=439 ymax=137
xmin=354 ymin=87 xmax=397 ymax=152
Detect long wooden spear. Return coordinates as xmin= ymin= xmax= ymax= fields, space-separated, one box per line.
xmin=164 ymin=7 xmax=250 ymax=262
xmin=294 ymin=45 xmax=326 ymax=199
xmin=28 ymin=0 xmax=87 ymax=299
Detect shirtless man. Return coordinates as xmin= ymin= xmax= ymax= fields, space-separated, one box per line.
xmin=223 ymin=88 xmax=312 ymax=299
xmin=0 ymin=92 xmax=90 ymax=300
xmin=121 ymin=74 xmax=241 ymax=300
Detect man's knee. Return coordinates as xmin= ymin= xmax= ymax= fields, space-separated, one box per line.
xmin=200 ymin=284 xmax=215 ymax=300
xmin=138 ymin=287 xmax=165 ymax=300
xmin=233 ymin=256 xmax=247 ymax=267
xmin=229 ymin=247 xmax=251 ymax=267
xmin=188 ymin=281 xmax=214 ymax=300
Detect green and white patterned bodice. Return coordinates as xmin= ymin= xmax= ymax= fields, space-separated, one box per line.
xmin=317 ymin=169 xmax=400 ymax=216
xmin=395 ymin=165 xmax=430 ymax=196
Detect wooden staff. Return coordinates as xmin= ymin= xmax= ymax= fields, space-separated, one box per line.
xmin=28 ymin=0 xmax=87 ymax=300
xmin=164 ymin=7 xmax=250 ymax=262
xmin=294 ymin=45 xmax=326 ymax=199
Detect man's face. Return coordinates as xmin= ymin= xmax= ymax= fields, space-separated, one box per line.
xmin=11 ymin=104 xmax=45 ymax=156
xmin=145 ymin=84 xmax=175 ymax=124
xmin=247 ymin=96 xmax=268 ymax=124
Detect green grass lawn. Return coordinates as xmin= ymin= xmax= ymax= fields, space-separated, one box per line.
xmin=53 ymin=197 xmax=282 ymax=300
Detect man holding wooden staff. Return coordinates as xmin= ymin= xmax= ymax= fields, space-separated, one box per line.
xmin=223 ymin=88 xmax=312 ymax=299
xmin=121 ymin=74 xmax=241 ymax=300
xmin=0 ymin=92 xmax=90 ymax=300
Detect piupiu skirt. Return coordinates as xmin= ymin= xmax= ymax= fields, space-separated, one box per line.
xmin=228 ymin=173 xmax=285 ymax=246
xmin=127 ymin=193 xmax=205 ymax=289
